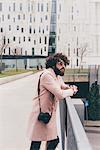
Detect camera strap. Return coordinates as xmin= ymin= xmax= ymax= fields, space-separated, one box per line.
xmin=38 ymin=72 xmax=44 ymax=113
xmin=37 ymin=72 xmax=53 ymax=116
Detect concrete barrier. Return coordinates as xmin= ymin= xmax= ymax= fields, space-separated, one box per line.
xmin=66 ymin=97 xmax=92 ymax=150
xmin=0 ymin=71 xmax=33 ymax=85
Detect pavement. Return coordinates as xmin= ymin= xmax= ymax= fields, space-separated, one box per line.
xmin=85 ymin=127 xmax=100 ymax=150
xmin=0 ymin=71 xmax=33 ymax=85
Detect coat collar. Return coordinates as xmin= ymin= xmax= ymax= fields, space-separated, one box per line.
xmin=46 ymin=68 xmax=57 ymax=80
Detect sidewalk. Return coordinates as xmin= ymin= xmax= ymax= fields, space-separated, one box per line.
xmin=0 ymin=71 xmax=33 ymax=85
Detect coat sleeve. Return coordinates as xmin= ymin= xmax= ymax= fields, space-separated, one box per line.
xmin=58 ymin=76 xmax=70 ymax=90
xmin=42 ymin=73 xmax=74 ymax=100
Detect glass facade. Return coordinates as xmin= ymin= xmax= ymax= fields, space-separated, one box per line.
xmin=48 ymin=0 xmax=56 ymax=55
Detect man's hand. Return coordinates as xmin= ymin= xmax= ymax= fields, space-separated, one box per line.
xmin=70 ymin=85 xmax=78 ymax=94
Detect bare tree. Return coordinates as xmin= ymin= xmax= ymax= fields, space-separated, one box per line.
xmin=12 ymin=47 xmax=22 ymax=72
xmin=0 ymin=36 xmax=9 ymax=73
xmin=78 ymin=43 xmax=88 ymax=72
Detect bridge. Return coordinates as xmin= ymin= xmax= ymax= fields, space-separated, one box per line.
xmin=0 ymin=72 xmax=99 ymax=150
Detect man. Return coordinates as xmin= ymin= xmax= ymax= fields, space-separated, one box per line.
xmin=27 ymin=53 xmax=78 ymax=150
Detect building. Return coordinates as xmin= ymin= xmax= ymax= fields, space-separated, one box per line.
xmin=0 ymin=0 xmax=52 ymax=68
xmin=56 ymin=0 xmax=100 ymax=67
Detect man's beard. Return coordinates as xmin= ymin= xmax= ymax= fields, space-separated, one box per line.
xmin=53 ymin=67 xmax=65 ymax=76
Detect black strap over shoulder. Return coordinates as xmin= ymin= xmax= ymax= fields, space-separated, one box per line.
xmin=37 ymin=72 xmax=44 ymax=113
xmin=37 ymin=72 xmax=53 ymax=116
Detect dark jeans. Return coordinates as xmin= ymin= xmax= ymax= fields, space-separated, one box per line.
xmin=30 ymin=136 xmax=59 ymax=150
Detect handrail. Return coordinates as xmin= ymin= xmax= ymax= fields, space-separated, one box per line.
xmin=64 ymin=73 xmax=88 ymax=76
xmin=66 ymin=97 xmax=92 ymax=150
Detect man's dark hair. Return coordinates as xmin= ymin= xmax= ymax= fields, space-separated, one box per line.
xmin=45 ymin=53 xmax=69 ymax=69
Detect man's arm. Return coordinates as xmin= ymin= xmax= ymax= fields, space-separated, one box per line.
xmin=41 ymin=73 xmax=74 ymax=100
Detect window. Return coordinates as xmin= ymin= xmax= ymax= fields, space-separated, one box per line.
xmin=59 ymin=4 xmax=61 ymax=12
xmin=13 ymin=36 xmax=16 ymax=41
xmin=77 ymin=37 xmax=78 ymax=46
xmin=44 ymin=36 xmax=47 ymax=44
xmin=77 ymin=48 xmax=78 ymax=56
xmin=4 ymin=37 xmax=6 ymax=44
xmin=17 ymin=26 xmax=19 ymax=30
xmin=18 ymin=15 xmax=20 ymax=20
xmin=23 ymin=14 xmax=25 ymax=20
xmin=23 ymin=36 xmax=25 ymax=42
xmin=9 ymin=25 xmax=11 ymax=31
xmin=28 ymin=3 xmax=30 ymax=12
xmin=47 ymin=3 xmax=48 ymax=12
xmin=19 ymin=37 xmax=21 ymax=43
xmin=4 ymin=49 xmax=5 ymax=54
xmin=9 ymin=6 xmax=11 ymax=11
xmin=46 ymin=25 xmax=48 ymax=31
xmin=29 ymin=26 xmax=32 ymax=34
xmin=34 ymin=40 xmax=36 ymax=45
xmin=33 ymin=17 xmax=35 ymax=22
xmin=44 ymin=46 xmax=46 ymax=51
xmin=9 ymin=47 xmax=10 ymax=55
xmin=41 ymin=49 xmax=42 ymax=54
xmin=28 ymin=37 xmax=31 ymax=42
xmin=8 ymin=14 xmax=10 ymax=19
xmin=42 ymin=29 xmax=44 ymax=34
xmin=77 ymin=59 xmax=78 ymax=66
xmin=38 ymin=3 xmax=40 ymax=12
xmin=31 ymin=4 xmax=33 ymax=11
xmin=72 ymin=15 xmax=73 ymax=20
xmin=20 ymin=3 xmax=22 ymax=11
xmin=39 ymin=37 xmax=41 ymax=43
xmin=21 ymin=48 xmax=22 ymax=55
xmin=8 ymin=39 xmax=10 ymax=44
xmin=39 ymin=27 xmax=41 ymax=33
xmin=13 ymin=3 xmax=15 ymax=11
xmin=30 ymin=14 xmax=32 ymax=23
xmin=13 ymin=17 xmax=15 ymax=22
xmin=74 ymin=26 xmax=76 ymax=31
xmin=32 ymin=48 xmax=34 ymax=55
xmin=34 ymin=29 xmax=35 ymax=34
xmin=21 ymin=28 xmax=24 ymax=33
xmin=41 ymin=3 xmax=43 ymax=11
xmin=2 ymin=15 xmax=4 ymax=21
xmin=15 ymin=49 xmax=16 ymax=54
xmin=0 ymin=3 xmax=2 ymax=11
xmin=45 ymin=15 xmax=47 ymax=20
xmin=68 ymin=47 xmax=70 ymax=57
xmin=41 ymin=17 xmax=42 ymax=23
xmin=1 ymin=27 xmax=3 ymax=32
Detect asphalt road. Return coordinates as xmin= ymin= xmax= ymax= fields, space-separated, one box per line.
xmin=0 ymin=74 xmax=36 ymax=150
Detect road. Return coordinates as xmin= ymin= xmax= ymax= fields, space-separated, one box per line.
xmin=0 ymin=74 xmax=37 ymax=150
xmin=0 ymin=73 xmax=62 ymax=150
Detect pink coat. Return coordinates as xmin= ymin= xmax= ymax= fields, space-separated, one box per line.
xmin=27 ymin=68 xmax=74 ymax=141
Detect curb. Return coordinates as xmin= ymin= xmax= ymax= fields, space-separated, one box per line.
xmin=0 ymin=71 xmax=33 ymax=85
xmin=84 ymin=120 xmax=100 ymax=127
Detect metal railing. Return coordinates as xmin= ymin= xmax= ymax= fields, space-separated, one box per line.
xmin=66 ymin=98 xmax=92 ymax=150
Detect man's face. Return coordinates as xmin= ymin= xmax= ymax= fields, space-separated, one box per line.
xmin=54 ymin=60 xmax=66 ymax=76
